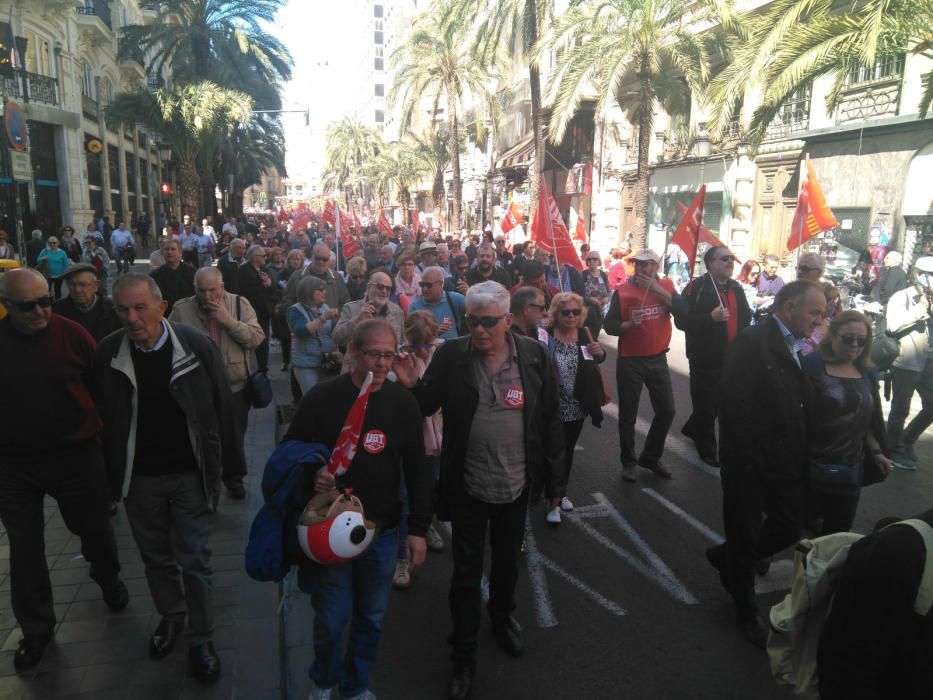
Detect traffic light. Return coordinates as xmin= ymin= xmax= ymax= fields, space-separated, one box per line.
xmin=160 ymin=183 xmax=171 ymax=195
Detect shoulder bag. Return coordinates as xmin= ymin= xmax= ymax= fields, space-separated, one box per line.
xmin=236 ymin=296 xmax=273 ymax=408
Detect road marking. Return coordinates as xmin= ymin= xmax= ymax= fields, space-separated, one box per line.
xmin=524 ymin=513 xmax=626 ymax=626
xmin=569 ymin=504 xmax=610 ymax=518
xmin=641 ymin=488 xmax=724 ymax=544
xmin=564 ymin=494 xmax=698 ymax=605
xmin=602 ymin=403 xmax=721 ymax=479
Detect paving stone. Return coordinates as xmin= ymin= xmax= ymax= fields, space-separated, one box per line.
xmin=22 ymin=666 xmax=86 ymax=698
xmin=0 ymin=673 xmax=29 ymax=700
xmin=78 ymin=660 xmax=140 ymax=693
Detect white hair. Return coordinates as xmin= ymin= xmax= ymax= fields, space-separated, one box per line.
xmin=465 ymin=281 xmax=510 ymax=314
xmin=798 ymin=252 xmax=826 ymax=271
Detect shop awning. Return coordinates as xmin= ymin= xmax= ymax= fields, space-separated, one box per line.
xmin=495 ymin=132 xmax=535 ymax=170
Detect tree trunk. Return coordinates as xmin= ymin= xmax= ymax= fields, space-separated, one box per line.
xmin=633 ymin=59 xmax=655 ymax=249
xmin=446 ymin=92 xmax=462 ymax=234
xmin=178 ymin=160 xmax=200 ymax=218
xmin=432 ymin=166 xmax=445 ymax=214
xmin=528 ymin=3 xmax=544 ymax=229
xmin=231 ymin=189 xmax=244 ymax=217
xmin=400 ymin=187 xmax=411 ymax=214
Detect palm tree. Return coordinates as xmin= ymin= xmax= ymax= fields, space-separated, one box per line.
xmin=390 ymin=5 xmax=503 ymax=232
xmin=707 ymin=0 xmax=933 ymax=142
xmin=364 ymin=140 xmax=431 ymax=214
xmin=105 ymin=82 xmax=253 ymax=215
xmin=322 ymin=118 xmax=383 ymax=207
xmin=541 ymin=0 xmax=726 ymax=247
xmin=449 ymin=0 xmax=556 ymax=226
xmin=214 ymin=119 xmax=286 ymax=216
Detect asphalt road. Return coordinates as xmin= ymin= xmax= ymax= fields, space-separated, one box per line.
xmin=282 ymin=328 xmax=932 ymax=700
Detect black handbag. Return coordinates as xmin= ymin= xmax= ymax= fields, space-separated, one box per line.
xmin=808 ymin=460 xmax=861 ymax=493
xmin=236 ymin=296 xmax=273 ymax=408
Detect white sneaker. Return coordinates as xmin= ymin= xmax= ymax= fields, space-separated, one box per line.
xmin=425 ymin=524 xmax=445 ymax=552
xmin=308 ymin=681 xmax=332 ymax=700
xmin=392 ymin=559 xmax=411 ymax=589
xmin=559 ymin=497 xmax=574 ymax=512
xmin=546 ymin=507 xmax=561 ymax=525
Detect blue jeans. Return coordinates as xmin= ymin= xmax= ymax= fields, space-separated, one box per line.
xmin=307 ymin=527 xmax=398 ymax=697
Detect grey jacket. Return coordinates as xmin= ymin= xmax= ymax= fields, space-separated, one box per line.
xmin=886 ymin=285 xmax=931 ymax=372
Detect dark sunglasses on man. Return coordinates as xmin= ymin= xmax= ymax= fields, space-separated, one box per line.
xmin=465 ymin=314 xmax=505 ymax=329
xmin=4 ymin=296 xmax=53 ymax=312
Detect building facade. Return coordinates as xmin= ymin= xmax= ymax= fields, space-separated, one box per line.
xmin=0 ymin=0 xmax=171 ymax=251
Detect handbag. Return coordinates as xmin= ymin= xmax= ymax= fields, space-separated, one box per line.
xmin=236 ymin=296 xmax=273 ymax=408
xmin=808 ymin=460 xmax=861 ymax=492
xmin=595 ymin=364 xmax=612 ymax=406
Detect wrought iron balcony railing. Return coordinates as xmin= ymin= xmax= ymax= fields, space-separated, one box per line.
xmin=0 ymin=70 xmax=60 ymax=107
xmin=76 ymin=0 xmax=112 ymax=30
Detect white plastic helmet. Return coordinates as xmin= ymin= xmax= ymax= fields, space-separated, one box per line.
xmin=914 ymin=256 xmax=933 ymax=274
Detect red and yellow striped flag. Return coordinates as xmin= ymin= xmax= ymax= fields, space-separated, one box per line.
xmin=788 ymin=158 xmax=838 ymax=251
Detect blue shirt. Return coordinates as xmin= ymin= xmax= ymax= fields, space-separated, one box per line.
xmin=409 ymin=291 xmax=465 ymax=341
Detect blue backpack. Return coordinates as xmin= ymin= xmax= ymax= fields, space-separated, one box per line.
xmin=245 ymin=440 xmax=330 ymax=582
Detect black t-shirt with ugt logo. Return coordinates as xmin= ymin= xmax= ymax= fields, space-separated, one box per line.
xmin=284 ymin=372 xmax=432 ymax=537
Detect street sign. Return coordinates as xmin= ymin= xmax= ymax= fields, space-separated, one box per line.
xmin=9 ymin=150 xmax=31 ymax=181
xmin=4 ymin=100 xmax=28 ymax=151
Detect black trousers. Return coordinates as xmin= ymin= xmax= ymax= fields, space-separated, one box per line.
xmin=449 ymin=488 xmax=529 ymax=665
xmin=0 ymin=441 xmax=121 ymax=637
xmin=684 ymin=361 xmax=722 ymax=459
xmin=616 ymin=354 xmax=676 ymax=468
xmin=224 ymin=389 xmax=250 ymax=486
xmin=563 ymin=419 xmax=586 ymax=483
xmin=721 ymin=466 xmax=804 ymax=610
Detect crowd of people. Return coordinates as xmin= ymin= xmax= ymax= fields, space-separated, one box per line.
xmin=0 ymin=208 xmax=931 ymax=699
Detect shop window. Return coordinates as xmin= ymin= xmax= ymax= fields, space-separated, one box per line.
xmin=108 ymin=144 xmax=120 ymax=190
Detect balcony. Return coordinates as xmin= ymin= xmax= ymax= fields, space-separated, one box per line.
xmin=82 ymin=93 xmax=99 ymax=121
xmin=75 ymin=0 xmax=112 ymax=43
xmin=0 ymin=70 xmax=60 ymax=107
xmin=836 ymin=57 xmax=904 ymax=125
xmin=118 ymin=40 xmax=147 ymax=81
xmin=765 ymin=86 xmax=812 ymax=141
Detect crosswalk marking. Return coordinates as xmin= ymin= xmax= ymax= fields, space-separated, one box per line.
xmin=641 ymin=488 xmax=724 ymax=544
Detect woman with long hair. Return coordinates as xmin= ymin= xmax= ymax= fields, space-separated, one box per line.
xmin=735 ymin=259 xmax=761 ymax=318
xmin=545 ymin=292 xmax=606 ymax=525
xmin=802 ymin=310 xmax=893 ymax=534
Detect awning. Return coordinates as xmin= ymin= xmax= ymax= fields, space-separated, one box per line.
xmin=495 ymin=132 xmax=534 ymax=170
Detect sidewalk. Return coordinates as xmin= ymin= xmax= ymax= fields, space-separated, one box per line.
xmin=0 ymin=388 xmax=282 ymax=699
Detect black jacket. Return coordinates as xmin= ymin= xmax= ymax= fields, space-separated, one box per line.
xmin=674 ymin=273 xmax=751 ymax=366
xmin=237 ymin=263 xmax=274 ymax=321
xmin=408 ymin=334 xmax=567 ymax=519
xmin=52 ymin=295 xmax=121 ymax=342
xmin=217 ymin=253 xmax=243 ymax=294
xmin=149 ymin=262 xmax=195 ymax=315
xmin=719 ymin=317 xmax=812 ymax=479
xmin=94 ymin=321 xmax=242 ymax=508
xmin=547 ymin=328 xmax=605 ymax=427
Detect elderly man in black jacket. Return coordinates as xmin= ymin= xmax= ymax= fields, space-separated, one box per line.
xmin=674 ymin=246 xmax=751 ymax=466
xmin=708 ymin=280 xmax=825 ymax=648
xmin=95 ymin=273 xmax=242 ymax=683
xmin=53 ymin=264 xmax=121 ymax=342
xmin=393 ymin=280 xmax=566 ymax=700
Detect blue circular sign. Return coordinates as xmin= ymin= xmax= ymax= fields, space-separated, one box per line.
xmin=4 ymin=101 xmax=28 ymax=151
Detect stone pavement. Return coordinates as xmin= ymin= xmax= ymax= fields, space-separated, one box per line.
xmin=0 ymin=377 xmax=283 ymax=699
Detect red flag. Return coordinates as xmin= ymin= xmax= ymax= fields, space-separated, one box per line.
xmin=325 ymin=372 xmax=374 ymax=477
xmin=336 ymin=203 xmax=360 ymax=258
xmin=410 ymin=209 xmax=420 ymax=235
xmin=530 ymin=182 xmax=584 ymax=272
xmin=500 ymin=199 xmax=522 ymax=235
xmin=571 ymin=207 xmax=587 ymax=243
xmin=377 ymin=210 xmax=392 ymax=237
xmin=670 ymin=186 xmax=707 ymax=275
xmin=322 ymin=200 xmax=336 ymax=227
xmin=788 ymin=158 xmax=838 ymax=251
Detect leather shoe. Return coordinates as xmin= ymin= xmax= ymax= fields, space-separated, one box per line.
xmin=225 ymin=480 xmax=246 ymax=500
xmin=699 ymin=454 xmax=721 ymax=468
xmin=448 ymin=662 xmax=475 ymax=700
xmin=738 ymin=610 xmax=769 ymax=649
xmin=13 ymin=634 xmax=52 ymax=672
xmin=755 ymin=557 xmax=772 ymax=577
xmin=101 ymin=577 xmax=129 ymax=611
xmin=491 ymin=616 xmax=524 ymax=657
xmin=188 ymin=641 xmax=221 ymax=683
xmin=149 ymin=618 xmax=184 ymax=659
xmin=705 ymin=544 xmax=732 ymax=594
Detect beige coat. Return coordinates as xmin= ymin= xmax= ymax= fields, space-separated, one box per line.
xmin=169 ymin=293 xmax=265 ymax=392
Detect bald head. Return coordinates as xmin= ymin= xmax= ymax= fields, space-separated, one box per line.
xmin=1 ymin=268 xmax=52 ymax=335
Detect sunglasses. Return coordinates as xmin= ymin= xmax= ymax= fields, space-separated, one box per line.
xmin=359 ymin=349 xmax=397 ymax=361
xmin=559 ymin=308 xmax=582 ymax=317
xmin=418 ymin=281 xmax=439 ymax=288
xmin=5 ymin=296 xmax=53 ymax=312
xmin=313 ymin=256 xmax=330 ymax=262
xmin=465 ymin=314 xmax=505 ymax=329
xmin=586 ymin=257 xmax=599 ymax=262
xmin=525 ymin=303 xmax=546 ymax=311
xmin=369 ymin=283 xmax=392 ymax=293
xmin=838 ymin=334 xmax=867 ymax=348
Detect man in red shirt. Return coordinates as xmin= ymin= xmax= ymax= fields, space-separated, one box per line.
xmin=604 ymin=249 xmax=677 ymax=482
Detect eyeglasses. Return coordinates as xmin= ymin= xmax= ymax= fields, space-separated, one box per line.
xmin=525 ymin=303 xmax=546 ymax=311
xmin=586 ymin=257 xmax=600 ymax=262
xmin=465 ymin=314 xmax=505 ymax=329
xmin=4 ymin=296 xmax=53 ymax=312
xmin=797 ymin=265 xmax=819 ymax=274
xmin=313 ymin=256 xmax=330 ymax=262
xmin=359 ymin=349 xmax=397 ymax=361
xmin=558 ymin=308 xmax=582 ymax=317
xmin=838 ymin=334 xmax=867 ymax=348
xmin=418 ymin=281 xmax=438 ymax=288
xmin=369 ymin=283 xmax=392 ymax=293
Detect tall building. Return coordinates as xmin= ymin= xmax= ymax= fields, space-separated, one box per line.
xmin=0 ymin=0 xmax=172 ymax=249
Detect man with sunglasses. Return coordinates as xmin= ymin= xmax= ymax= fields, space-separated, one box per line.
xmin=674 ymin=246 xmax=751 ymax=467
xmin=393 ymin=281 xmax=565 ymax=700
xmin=279 ymin=242 xmax=350 ymax=316
xmin=409 ymin=267 xmax=465 ymax=340
xmin=509 ymin=286 xmax=549 ymax=344
xmin=795 ymin=252 xmax=826 ymax=283
xmin=332 ymin=271 xmax=405 ymax=354
xmin=604 ymin=248 xmax=678 ymax=482
xmin=0 ymin=268 xmax=127 ymax=671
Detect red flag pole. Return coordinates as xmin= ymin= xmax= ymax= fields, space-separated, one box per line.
xmin=542 ymin=183 xmax=565 ymax=293
xmin=336 ymin=201 xmax=342 ymax=274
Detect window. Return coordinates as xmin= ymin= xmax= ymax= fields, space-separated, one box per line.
xmin=375 ymin=47 xmax=383 ymax=58
xmin=767 ymin=84 xmax=811 ymax=138
xmin=375 ymin=20 xmax=383 ymax=31
xmin=125 ymin=152 xmax=137 ymax=194
xmin=374 ymin=31 xmax=383 ymax=44
xmin=108 ymin=144 xmax=121 ymax=192
xmin=375 ymin=110 xmax=384 ymax=123
xmin=374 ymin=84 xmax=384 ymax=97
xmin=82 ymin=63 xmax=94 ymax=98
xmin=845 ymin=54 xmax=905 ymax=86
xmin=374 ymin=4 xmax=383 ymax=17
xmin=374 ymin=57 xmax=383 ymax=71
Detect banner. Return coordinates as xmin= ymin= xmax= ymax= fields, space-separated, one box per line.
xmin=530 ymin=182 xmax=584 ymax=272
xmin=788 ymin=157 xmax=838 ymax=251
